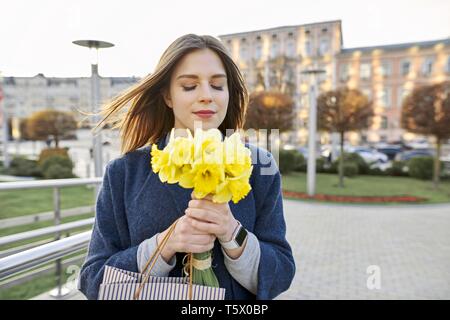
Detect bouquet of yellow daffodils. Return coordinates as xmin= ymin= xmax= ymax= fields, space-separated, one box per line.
xmin=150 ymin=128 xmax=253 ymax=287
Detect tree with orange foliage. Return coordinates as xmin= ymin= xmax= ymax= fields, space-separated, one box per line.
xmin=317 ymin=87 xmax=373 ymax=187
xmin=401 ymin=81 xmax=450 ymax=188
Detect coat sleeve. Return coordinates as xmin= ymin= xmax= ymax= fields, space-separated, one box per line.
xmin=253 ymin=151 xmax=296 ymax=299
xmin=78 ymin=159 xmax=139 ymax=300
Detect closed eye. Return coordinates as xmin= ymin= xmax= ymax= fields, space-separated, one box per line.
xmin=211 ymin=85 xmax=223 ymax=91
xmin=182 ymin=86 xmax=196 ymax=91
xmin=182 ymin=85 xmax=224 ymax=91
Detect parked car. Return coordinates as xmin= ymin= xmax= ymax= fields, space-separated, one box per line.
xmin=349 ymin=147 xmax=389 ymax=164
xmin=395 ymin=149 xmax=435 ymax=162
xmin=376 ymin=145 xmax=403 ymax=161
xmin=326 ymin=146 xmax=388 ymax=164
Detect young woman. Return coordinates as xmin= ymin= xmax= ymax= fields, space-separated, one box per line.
xmin=78 ymin=34 xmax=295 ymax=300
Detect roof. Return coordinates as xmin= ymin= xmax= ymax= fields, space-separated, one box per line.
xmin=340 ymin=38 xmax=450 ymax=55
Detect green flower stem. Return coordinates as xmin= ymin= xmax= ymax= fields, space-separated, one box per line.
xmin=191 ymin=251 xmax=220 ymax=288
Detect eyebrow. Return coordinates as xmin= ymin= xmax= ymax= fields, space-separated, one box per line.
xmin=176 ymin=74 xmax=227 ymax=80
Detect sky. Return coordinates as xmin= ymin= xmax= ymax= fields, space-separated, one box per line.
xmin=0 ymin=0 xmax=449 ymax=78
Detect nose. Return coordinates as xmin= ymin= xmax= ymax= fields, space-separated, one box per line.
xmin=198 ymin=82 xmax=213 ymax=104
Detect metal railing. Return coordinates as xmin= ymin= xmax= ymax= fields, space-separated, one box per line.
xmin=0 ymin=218 xmax=94 ymax=247
xmin=0 ymin=231 xmax=92 ymax=279
xmin=0 ymin=177 xmax=101 ymax=298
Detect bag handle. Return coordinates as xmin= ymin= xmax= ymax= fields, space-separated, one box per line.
xmin=133 ymin=218 xmax=193 ymax=300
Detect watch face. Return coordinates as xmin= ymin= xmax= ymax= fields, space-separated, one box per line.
xmin=235 ymin=227 xmax=248 ymax=246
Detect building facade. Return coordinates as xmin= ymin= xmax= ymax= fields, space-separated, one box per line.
xmin=219 ymin=20 xmax=343 ymax=145
xmin=2 ymin=20 xmax=449 ymax=146
xmin=1 ymin=73 xmax=139 ymax=135
xmin=219 ymin=20 xmax=450 ymax=145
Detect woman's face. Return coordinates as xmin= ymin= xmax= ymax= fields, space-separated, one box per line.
xmin=164 ymin=48 xmax=229 ymax=133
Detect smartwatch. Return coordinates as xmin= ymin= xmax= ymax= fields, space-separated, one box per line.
xmin=219 ymin=221 xmax=248 ymax=250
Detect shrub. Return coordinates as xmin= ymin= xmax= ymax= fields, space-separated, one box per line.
xmin=367 ymin=167 xmax=386 ymax=176
xmin=316 ymin=157 xmax=326 ymax=173
xmin=343 ymin=152 xmax=370 ymax=174
xmin=38 ymin=148 xmax=69 ymax=165
xmin=278 ymin=150 xmax=298 ymax=174
xmin=386 ymin=161 xmax=408 ymax=177
xmin=293 ymin=152 xmax=306 ymax=172
xmin=408 ymin=157 xmax=434 ymax=180
xmin=39 ymin=155 xmax=74 ymax=179
xmin=330 ymin=152 xmax=368 ymax=175
xmin=42 ymin=164 xmax=74 ymax=179
xmin=343 ymin=162 xmax=359 ymax=177
xmin=8 ymin=157 xmax=42 ymax=177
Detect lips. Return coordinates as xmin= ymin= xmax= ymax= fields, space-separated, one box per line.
xmin=193 ymin=110 xmax=216 ymax=115
xmin=193 ymin=110 xmax=216 ymax=119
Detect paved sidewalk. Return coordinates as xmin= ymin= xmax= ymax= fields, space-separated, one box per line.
xmin=33 ymin=200 xmax=450 ymax=300
xmin=277 ymin=200 xmax=450 ymax=300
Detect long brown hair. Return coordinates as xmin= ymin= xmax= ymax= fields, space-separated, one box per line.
xmin=93 ymin=34 xmax=249 ymax=154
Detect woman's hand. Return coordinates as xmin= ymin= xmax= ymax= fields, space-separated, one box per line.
xmin=157 ymin=214 xmax=216 ymax=263
xmin=184 ymin=193 xmax=238 ymax=243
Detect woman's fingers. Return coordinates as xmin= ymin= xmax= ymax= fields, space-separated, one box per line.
xmin=184 ymin=242 xmax=215 ymax=253
xmin=185 ymin=207 xmax=220 ymax=224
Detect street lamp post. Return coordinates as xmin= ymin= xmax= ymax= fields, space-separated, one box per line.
xmin=72 ymin=40 xmax=114 ymax=181
xmin=301 ymin=66 xmax=326 ymax=196
xmin=0 ymin=73 xmax=10 ymax=169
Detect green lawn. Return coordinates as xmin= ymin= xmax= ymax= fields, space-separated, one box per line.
xmin=0 ymin=182 xmax=95 ymax=299
xmin=0 ymin=185 xmax=96 ymax=219
xmin=0 ymin=250 xmax=87 ymax=300
xmin=281 ymin=172 xmax=450 ymax=204
xmin=0 ymin=212 xmax=94 ymax=251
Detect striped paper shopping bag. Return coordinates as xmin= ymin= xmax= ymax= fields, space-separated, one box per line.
xmin=98 ymin=265 xmax=226 ymax=300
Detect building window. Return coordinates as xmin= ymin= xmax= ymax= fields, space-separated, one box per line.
xmin=447 ymin=56 xmax=450 ymax=73
xmin=360 ymin=63 xmax=371 ymax=80
xmin=380 ymin=87 xmax=391 ymax=107
xmin=270 ymin=42 xmax=279 ymax=58
xmin=380 ymin=61 xmax=392 ymax=77
xmin=319 ymin=39 xmax=329 ymax=55
xmin=361 ymin=88 xmax=372 ymax=101
xmin=240 ymin=46 xmax=248 ymax=61
xmin=398 ymin=87 xmax=411 ymax=106
xmin=339 ymin=63 xmax=349 ymax=82
xmin=287 ymin=41 xmax=295 ymax=57
xmin=421 ymin=57 xmax=434 ymax=76
xmin=381 ymin=116 xmax=388 ymax=130
xmin=304 ymin=40 xmax=312 ymax=57
xmin=401 ymin=60 xmax=411 ymax=76
xmin=255 ymin=44 xmax=262 ymax=60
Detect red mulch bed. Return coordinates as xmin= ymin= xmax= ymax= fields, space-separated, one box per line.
xmin=282 ymin=190 xmax=427 ymax=203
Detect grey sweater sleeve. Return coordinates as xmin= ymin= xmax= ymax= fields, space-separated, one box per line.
xmin=220 ymin=231 xmax=260 ymax=295
xmin=137 ymin=233 xmax=176 ymax=276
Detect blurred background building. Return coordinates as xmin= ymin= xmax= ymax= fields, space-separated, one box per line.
xmin=1 ymin=74 xmax=139 ymax=128
xmin=1 ymin=20 xmax=449 ymax=147
xmin=219 ymin=20 xmax=450 ymax=146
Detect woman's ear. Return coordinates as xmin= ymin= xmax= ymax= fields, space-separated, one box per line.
xmin=163 ymin=90 xmax=172 ymax=109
